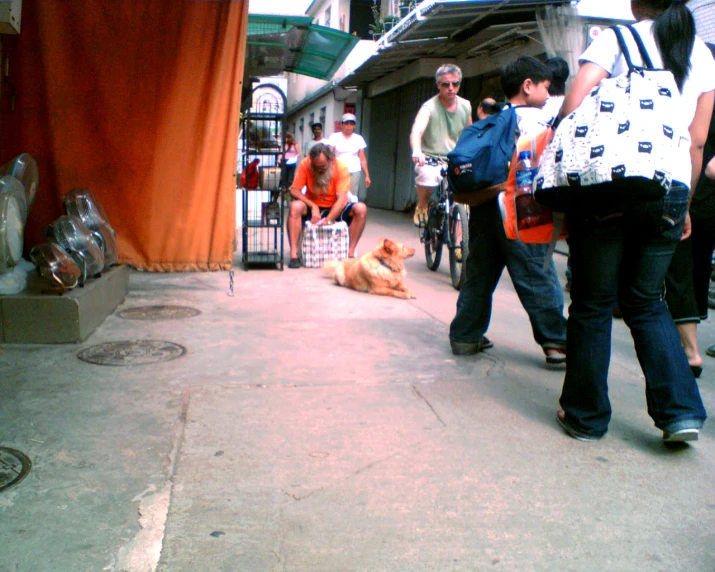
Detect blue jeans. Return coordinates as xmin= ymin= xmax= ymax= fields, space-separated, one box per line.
xmin=560 ymin=183 xmax=707 ymax=437
xmin=449 ymin=199 xmax=567 ymax=348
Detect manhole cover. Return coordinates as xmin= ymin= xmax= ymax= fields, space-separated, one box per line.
xmin=0 ymin=447 xmax=31 ymax=493
xmin=77 ymin=340 xmax=187 ymax=366
xmin=117 ymin=305 xmax=201 ymax=320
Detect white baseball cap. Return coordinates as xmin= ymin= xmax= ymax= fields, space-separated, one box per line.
xmin=342 ymin=113 xmax=356 ymax=123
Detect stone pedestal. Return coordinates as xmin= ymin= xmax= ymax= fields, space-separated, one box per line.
xmin=0 ymin=265 xmax=130 ymax=343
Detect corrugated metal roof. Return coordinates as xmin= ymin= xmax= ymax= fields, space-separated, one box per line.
xmin=246 ymin=15 xmax=360 ymax=80
xmin=340 ymin=0 xmax=569 ymax=87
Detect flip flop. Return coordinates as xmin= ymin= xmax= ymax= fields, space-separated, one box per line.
xmin=556 ymin=410 xmax=602 ymax=442
xmin=544 ymin=348 xmax=566 ymax=365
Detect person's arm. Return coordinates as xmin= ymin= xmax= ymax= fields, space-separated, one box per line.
xmin=321 ymin=192 xmax=349 ymax=225
xmin=318 ymin=164 xmax=351 ymax=225
xmin=290 ymin=164 xmax=322 ymax=223
xmin=358 ymin=148 xmax=371 ymax=188
xmin=688 ymin=90 xmax=715 ymax=194
xmin=289 ymin=186 xmax=321 ymax=222
xmin=410 ymin=106 xmax=431 ymax=166
xmin=558 ymin=62 xmax=609 ymax=119
xmin=682 ymin=90 xmax=715 ymax=241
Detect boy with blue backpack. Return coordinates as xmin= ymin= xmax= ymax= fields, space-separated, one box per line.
xmin=449 ymin=56 xmax=568 ymax=366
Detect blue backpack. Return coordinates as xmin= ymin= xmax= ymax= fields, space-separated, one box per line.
xmin=447 ymin=106 xmax=519 ymax=195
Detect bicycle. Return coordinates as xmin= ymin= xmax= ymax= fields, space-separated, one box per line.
xmin=420 ymin=165 xmax=469 ymax=290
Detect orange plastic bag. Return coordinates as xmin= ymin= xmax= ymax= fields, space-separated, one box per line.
xmin=500 ymin=128 xmax=567 ymax=243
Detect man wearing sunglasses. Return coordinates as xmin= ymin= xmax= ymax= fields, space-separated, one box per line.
xmin=410 ymin=63 xmax=472 ymax=227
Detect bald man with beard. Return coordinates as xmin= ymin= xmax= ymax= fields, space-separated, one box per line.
xmin=287 ymin=143 xmax=368 ymax=268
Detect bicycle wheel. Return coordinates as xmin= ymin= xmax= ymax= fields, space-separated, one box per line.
xmin=448 ymin=203 xmax=469 ymax=290
xmin=424 ymin=202 xmax=444 ymax=271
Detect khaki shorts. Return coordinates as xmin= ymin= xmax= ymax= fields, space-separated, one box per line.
xmin=414 ymin=158 xmax=446 ymax=187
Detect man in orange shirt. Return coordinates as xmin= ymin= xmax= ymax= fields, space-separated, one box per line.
xmin=287 ymin=143 xmax=368 ymax=268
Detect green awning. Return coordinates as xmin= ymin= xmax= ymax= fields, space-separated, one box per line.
xmin=246 ymin=15 xmax=360 ymax=81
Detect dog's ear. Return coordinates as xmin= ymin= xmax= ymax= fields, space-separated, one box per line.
xmin=382 ymin=239 xmax=396 ymax=253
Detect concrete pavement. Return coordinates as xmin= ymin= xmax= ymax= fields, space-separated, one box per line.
xmin=1 ymin=208 xmax=713 ymax=571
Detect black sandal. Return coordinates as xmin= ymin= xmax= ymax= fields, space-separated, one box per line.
xmin=556 ymin=410 xmax=602 ymax=442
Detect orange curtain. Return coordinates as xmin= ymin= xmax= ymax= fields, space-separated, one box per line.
xmin=0 ymin=0 xmax=248 ymax=271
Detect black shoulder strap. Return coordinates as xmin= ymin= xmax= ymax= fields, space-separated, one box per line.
xmin=625 ymin=24 xmax=654 ymax=69
xmin=611 ymin=26 xmax=637 ymax=73
xmin=502 ymin=106 xmax=520 ymax=151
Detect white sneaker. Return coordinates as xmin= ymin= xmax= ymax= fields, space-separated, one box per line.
xmin=663 ymin=428 xmax=699 ymax=443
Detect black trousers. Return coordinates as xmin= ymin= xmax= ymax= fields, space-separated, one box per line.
xmin=664 ymin=215 xmax=715 ymax=322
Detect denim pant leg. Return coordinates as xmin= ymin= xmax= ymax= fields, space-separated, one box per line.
xmin=501 ymin=234 xmax=567 ymax=347
xmin=449 ymin=200 xmax=505 ymax=344
xmin=620 ymin=192 xmax=707 ymax=432
xmin=561 ymin=185 xmax=707 ymax=436
xmin=560 ymin=212 xmax=622 ymax=436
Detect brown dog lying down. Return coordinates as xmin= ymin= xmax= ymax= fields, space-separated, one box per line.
xmin=324 ymin=238 xmax=416 ymax=299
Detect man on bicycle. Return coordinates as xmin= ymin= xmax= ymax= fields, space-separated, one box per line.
xmin=410 ymin=64 xmax=472 ymax=228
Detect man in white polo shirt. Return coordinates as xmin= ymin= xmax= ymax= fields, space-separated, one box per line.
xmin=327 ymin=113 xmax=371 ymax=201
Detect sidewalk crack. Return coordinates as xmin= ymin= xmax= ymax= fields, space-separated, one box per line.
xmin=411 ymin=385 xmax=446 ymax=427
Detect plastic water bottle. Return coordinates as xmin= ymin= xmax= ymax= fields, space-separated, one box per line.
xmin=515 ymin=150 xmax=546 ymax=230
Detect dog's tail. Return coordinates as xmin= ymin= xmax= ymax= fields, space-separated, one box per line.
xmin=323 ymin=259 xmax=345 ymax=285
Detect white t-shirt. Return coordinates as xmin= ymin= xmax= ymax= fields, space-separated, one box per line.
xmin=579 ymin=20 xmax=715 ymax=185
xmin=303 ymin=138 xmax=324 ymax=157
xmin=541 ymin=96 xmax=565 ymax=126
xmin=327 ymin=132 xmax=366 ymax=173
xmin=498 ymin=104 xmax=551 ymax=139
xmin=514 ymin=106 xmax=550 ymax=139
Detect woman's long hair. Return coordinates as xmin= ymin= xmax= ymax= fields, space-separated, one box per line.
xmin=650 ymin=0 xmax=695 ymax=91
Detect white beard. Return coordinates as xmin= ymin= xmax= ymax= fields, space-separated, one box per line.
xmin=311 ymin=162 xmax=334 ymax=194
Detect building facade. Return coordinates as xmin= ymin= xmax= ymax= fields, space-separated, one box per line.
xmin=286 ymin=0 xmax=378 ymax=154
xmin=289 ymin=1 xmax=700 ymax=212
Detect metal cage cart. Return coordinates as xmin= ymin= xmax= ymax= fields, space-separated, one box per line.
xmin=240 ymin=84 xmax=286 ymax=270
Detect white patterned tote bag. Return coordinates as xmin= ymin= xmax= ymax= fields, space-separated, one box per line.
xmin=534 ymin=25 xmax=681 ymax=212
xmin=299 ymin=221 xmax=349 ymax=268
